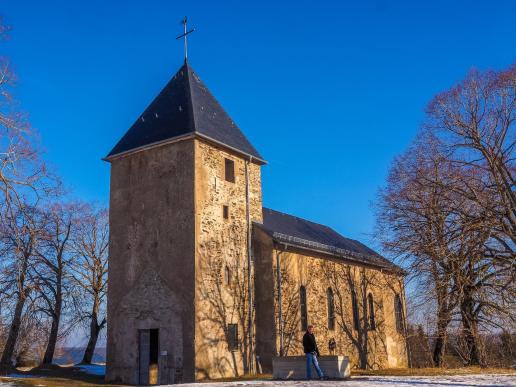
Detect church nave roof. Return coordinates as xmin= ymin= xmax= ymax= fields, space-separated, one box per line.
xmin=257 ymin=208 xmax=402 ymax=273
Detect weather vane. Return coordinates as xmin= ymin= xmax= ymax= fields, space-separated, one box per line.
xmin=176 ymin=16 xmax=195 ymax=62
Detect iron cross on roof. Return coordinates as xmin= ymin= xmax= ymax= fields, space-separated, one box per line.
xmin=176 ymin=16 xmax=195 ymax=62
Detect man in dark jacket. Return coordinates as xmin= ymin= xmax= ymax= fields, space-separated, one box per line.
xmin=302 ymin=325 xmax=325 ymax=379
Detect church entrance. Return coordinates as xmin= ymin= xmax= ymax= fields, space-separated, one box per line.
xmin=138 ymin=328 xmax=160 ymax=385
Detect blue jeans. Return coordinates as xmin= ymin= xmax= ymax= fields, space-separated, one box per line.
xmin=306 ymin=352 xmax=324 ymax=379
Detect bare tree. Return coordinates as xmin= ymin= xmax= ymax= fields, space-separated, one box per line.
xmin=12 ymin=300 xmax=48 ymax=367
xmin=0 ymin=206 xmax=40 ymax=368
xmin=425 ymin=66 xmax=516 ymax=365
xmin=377 ymin=64 xmax=516 ymax=367
xmin=34 ymin=203 xmax=75 ymax=365
xmin=69 ymin=206 xmax=108 ymax=364
xmin=0 ymin=18 xmax=55 ymax=370
xmin=426 ymin=66 xmax=515 ymax=258
xmin=376 ymin=135 xmax=464 ymax=366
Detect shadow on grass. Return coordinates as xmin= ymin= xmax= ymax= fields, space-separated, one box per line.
xmin=0 ymin=364 xmax=123 ymax=387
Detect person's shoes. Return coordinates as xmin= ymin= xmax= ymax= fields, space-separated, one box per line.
xmin=320 ymin=376 xmax=329 ymax=380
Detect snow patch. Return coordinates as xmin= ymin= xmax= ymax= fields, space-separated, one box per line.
xmin=171 ymin=374 xmax=516 ymax=387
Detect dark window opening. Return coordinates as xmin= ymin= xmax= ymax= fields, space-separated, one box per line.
xmin=394 ymin=294 xmax=405 ymax=333
xmin=224 ymin=158 xmax=235 ymax=183
xmin=327 ymin=288 xmax=335 ymax=331
xmin=351 ymin=290 xmax=359 ymax=331
xmin=223 ymin=205 xmax=229 ymax=219
xmin=227 ymin=323 xmax=238 ymax=351
xmin=149 ymin=329 xmax=159 ymax=364
xmin=368 ymin=293 xmax=376 ymax=330
xmin=224 ymin=265 xmax=231 ymax=286
xmin=300 ymin=286 xmax=308 ymax=331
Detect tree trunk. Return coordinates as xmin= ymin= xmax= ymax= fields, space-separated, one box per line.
xmin=432 ymin=313 xmax=449 ymax=367
xmin=42 ymin=287 xmax=62 ymax=365
xmin=81 ymin=319 xmax=101 ymax=364
xmin=460 ymin=296 xmax=481 ymax=366
xmin=1 ymin=254 xmax=30 ymax=369
xmin=358 ymin=346 xmax=368 ymax=370
xmin=0 ymin=290 xmax=27 ymax=368
xmin=81 ymin=292 xmax=106 ymax=365
xmin=42 ymin=311 xmax=60 ymax=365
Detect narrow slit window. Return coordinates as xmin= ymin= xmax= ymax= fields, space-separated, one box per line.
xmin=223 ymin=205 xmax=229 ymax=219
xmin=224 ymin=158 xmax=235 ymax=183
xmin=327 ymin=287 xmax=335 ymax=331
xmin=352 ymin=290 xmax=359 ymax=331
xmin=227 ymin=323 xmax=238 ymax=351
xmin=224 ymin=265 xmax=231 ymax=286
xmin=368 ymin=293 xmax=376 ymax=330
xmin=300 ymin=286 xmax=308 ymax=331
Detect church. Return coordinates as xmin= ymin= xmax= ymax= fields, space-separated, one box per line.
xmin=104 ymin=58 xmax=408 ymax=384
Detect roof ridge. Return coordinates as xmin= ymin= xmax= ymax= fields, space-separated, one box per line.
xmin=263 ymin=207 xmax=339 ymax=233
xmin=184 ymin=62 xmax=197 ymax=135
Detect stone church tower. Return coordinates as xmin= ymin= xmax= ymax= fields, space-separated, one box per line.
xmin=105 ymin=61 xmax=265 ymax=385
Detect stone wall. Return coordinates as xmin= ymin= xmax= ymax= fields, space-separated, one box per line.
xmin=194 ymin=139 xmax=263 ymax=380
xmin=253 ymin=227 xmax=276 ymax=372
xmin=253 ymin=237 xmax=408 ymax=372
xmin=106 ymin=139 xmax=196 ymax=384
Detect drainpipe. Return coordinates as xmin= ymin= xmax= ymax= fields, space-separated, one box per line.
xmin=245 ymin=156 xmax=254 ymax=373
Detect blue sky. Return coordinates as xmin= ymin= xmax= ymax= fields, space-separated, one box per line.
xmin=3 ymin=0 xmax=516 ymax=252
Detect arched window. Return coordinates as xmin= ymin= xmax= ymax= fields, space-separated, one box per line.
xmin=394 ymin=294 xmax=405 ymax=333
xmin=300 ymin=286 xmax=308 ymax=331
xmin=224 ymin=265 xmax=231 ymax=286
xmin=368 ymin=293 xmax=376 ymax=330
xmin=327 ymin=288 xmax=335 ymax=330
xmin=351 ymin=290 xmax=359 ymax=331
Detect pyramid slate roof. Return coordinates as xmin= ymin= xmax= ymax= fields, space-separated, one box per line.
xmin=257 ymin=208 xmax=402 ymax=273
xmin=106 ymin=61 xmax=264 ymax=162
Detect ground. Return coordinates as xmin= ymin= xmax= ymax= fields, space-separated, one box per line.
xmin=0 ymin=366 xmax=514 ymax=387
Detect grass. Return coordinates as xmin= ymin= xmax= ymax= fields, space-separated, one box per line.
xmin=0 ymin=364 xmax=121 ymax=387
xmin=1 ymin=365 xmax=514 ymax=386
xmin=0 ymin=376 xmax=110 ymax=387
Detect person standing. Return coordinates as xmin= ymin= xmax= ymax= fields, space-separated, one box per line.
xmin=303 ymin=325 xmax=325 ymax=380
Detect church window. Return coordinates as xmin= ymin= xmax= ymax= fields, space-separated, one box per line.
xmin=368 ymin=293 xmax=376 ymax=330
xmin=327 ymin=288 xmax=335 ymax=331
xmin=351 ymin=290 xmax=359 ymax=331
xmin=224 ymin=158 xmax=235 ymax=182
xmin=227 ymin=323 xmax=238 ymax=351
xmin=223 ymin=205 xmax=229 ymax=219
xmin=224 ymin=265 xmax=231 ymax=285
xmin=300 ymin=286 xmax=308 ymax=331
xmin=394 ymin=294 xmax=405 ymax=333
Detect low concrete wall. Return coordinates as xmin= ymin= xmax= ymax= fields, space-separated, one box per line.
xmin=272 ymin=355 xmax=350 ymax=380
